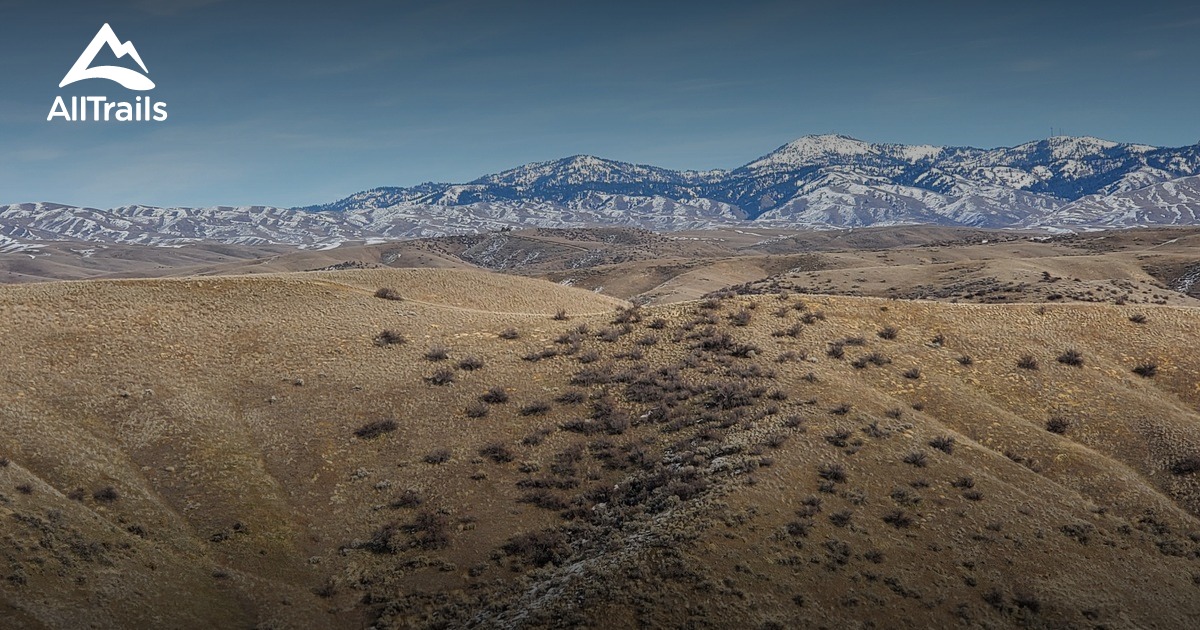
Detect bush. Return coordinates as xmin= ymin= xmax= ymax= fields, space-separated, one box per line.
xmin=1016 ymin=355 xmax=1039 ymax=370
xmin=1133 ymin=362 xmax=1158 ymax=378
xmin=1129 ymin=313 xmax=1148 ymax=324
xmin=951 ymin=476 xmax=975 ymax=489
xmin=817 ymin=463 xmax=847 ymax=483
xmin=502 ymin=529 xmax=567 ymax=567
xmin=878 ymin=326 xmax=898 ymax=340
xmin=425 ymin=369 xmax=455 ymax=386
xmin=882 ymin=509 xmax=914 ymax=528
xmin=423 ymin=449 xmax=451 ymax=464
xmin=552 ymin=309 xmax=570 ymax=321
xmin=355 ymin=419 xmax=398 ymax=439
xmin=424 ymin=345 xmax=450 ymax=362
xmin=827 ymin=342 xmax=846 ymax=359
xmin=831 ymin=403 xmax=852 ymax=416
xmin=410 ymin=511 xmax=450 ymax=549
xmin=480 ymin=386 xmax=509 ymax=404
xmin=1057 ymin=348 xmax=1084 ymax=367
xmin=958 ymin=355 xmax=973 ymax=366
xmin=498 ymin=327 xmax=521 ymax=340
xmin=0 ymin=457 xmax=9 ymax=468
xmin=374 ymin=329 xmax=406 ymax=346
xmin=1171 ymin=456 xmax=1200 ymax=476
xmin=636 ymin=335 xmax=659 ymax=346
xmin=903 ymin=451 xmax=928 ymax=468
xmin=929 ymin=436 xmax=955 ymax=454
xmin=480 ymin=442 xmax=515 ymax=463
xmin=1045 ymin=416 xmax=1070 ymax=434
xmin=902 ymin=367 xmax=921 ymax=380
xmin=93 ymin=486 xmax=120 ymax=503
xmin=374 ymin=287 xmax=403 ymax=301
xmin=458 ymin=356 xmax=485 ymax=371
xmin=729 ymin=309 xmax=753 ymax=327
xmin=465 ymin=402 xmax=489 ymax=418
xmin=555 ymin=390 xmax=586 ymax=404
xmin=519 ymin=401 xmax=552 ymax=416
xmin=829 ymin=510 xmax=853 ymax=527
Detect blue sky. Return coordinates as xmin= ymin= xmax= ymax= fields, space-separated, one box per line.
xmin=2 ymin=0 xmax=1199 ymax=208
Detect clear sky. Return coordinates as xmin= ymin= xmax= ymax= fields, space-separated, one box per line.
xmin=2 ymin=0 xmax=1199 ymax=208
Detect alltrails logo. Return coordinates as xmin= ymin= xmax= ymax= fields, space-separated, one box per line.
xmin=48 ymin=23 xmax=168 ymax=122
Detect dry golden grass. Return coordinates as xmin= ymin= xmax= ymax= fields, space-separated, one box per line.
xmin=2 ymin=266 xmax=1200 ymax=628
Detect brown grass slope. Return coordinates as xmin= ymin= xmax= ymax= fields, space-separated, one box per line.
xmin=1 ymin=269 xmax=1199 ymax=628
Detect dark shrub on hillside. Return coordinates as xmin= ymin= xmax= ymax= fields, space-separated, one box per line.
xmin=902 ymin=367 xmax=921 ymax=380
xmin=374 ymin=287 xmax=403 ymax=301
xmin=729 ymin=309 xmax=753 ymax=327
xmin=409 ymin=511 xmax=450 ymax=549
xmin=425 ymin=369 xmax=455 ymax=386
xmin=502 ymin=529 xmax=567 ymax=567
xmin=878 ymin=326 xmax=898 ymax=340
xmin=1171 ymin=456 xmax=1200 ymax=476
xmin=1133 ymin=362 xmax=1158 ymax=378
xmin=480 ymin=386 xmax=509 ymax=404
xmin=519 ymin=401 xmax=552 ymax=416
xmin=958 ymin=355 xmax=974 ymax=366
xmin=1016 ymin=355 xmax=1039 ymax=370
xmin=424 ymin=346 xmax=450 ymax=362
xmin=93 ymin=486 xmax=120 ymax=503
xmin=929 ymin=436 xmax=955 ymax=454
xmin=374 ymin=330 xmax=406 ymax=346
xmin=903 ymin=451 xmax=928 ymax=468
xmin=1057 ymin=348 xmax=1084 ymax=367
xmin=465 ymin=402 xmax=489 ymax=418
xmin=817 ymin=463 xmax=847 ymax=483
xmin=355 ymin=419 xmax=398 ymax=439
xmin=498 ymin=327 xmax=520 ymax=340
xmin=1129 ymin=313 xmax=1148 ymax=324
xmin=480 ymin=442 xmax=515 ymax=463
xmin=552 ymin=309 xmax=570 ymax=321
xmin=458 ymin=356 xmax=485 ymax=371
xmin=1045 ymin=416 xmax=1070 ymax=434
xmin=423 ymin=449 xmax=451 ymax=464
xmin=882 ymin=509 xmax=914 ymax=528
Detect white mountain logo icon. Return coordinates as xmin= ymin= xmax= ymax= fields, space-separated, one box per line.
xmin=60 ymin=23 xmax=155 ymax=91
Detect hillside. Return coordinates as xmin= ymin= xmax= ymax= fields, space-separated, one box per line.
xmin=3 ymin=269 xmax=1200 ymax=628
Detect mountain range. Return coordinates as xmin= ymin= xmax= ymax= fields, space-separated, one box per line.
xmin=5 ymin=134 xmax=1200 ymax=249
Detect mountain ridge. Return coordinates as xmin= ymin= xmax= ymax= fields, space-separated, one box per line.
xmin=5 ymin=134 xmax=1200 ymax=248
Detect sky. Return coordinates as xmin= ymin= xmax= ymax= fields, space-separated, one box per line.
xmin=2 ymin=0 xmax=1199 ymax=208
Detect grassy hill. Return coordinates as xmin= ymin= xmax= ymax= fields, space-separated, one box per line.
xmin=2 ymin=268 xmax=1199 ymax=628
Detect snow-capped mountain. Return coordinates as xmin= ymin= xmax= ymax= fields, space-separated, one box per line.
xmin=5 ymin=134 xmax=1200 ymax=248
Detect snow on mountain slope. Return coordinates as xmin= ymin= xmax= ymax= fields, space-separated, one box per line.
xmin=1031 ymin=175 xmax=1200 ymax=228
xmin=5 ymin=135 xmax=1200 ymax=248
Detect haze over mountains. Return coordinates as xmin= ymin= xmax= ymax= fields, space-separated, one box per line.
xmin=5 ymin=135 xmax=1200 ymax=250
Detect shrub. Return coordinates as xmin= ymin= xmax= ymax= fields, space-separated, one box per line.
xmin=423 ymin=449 xmax=451 ymax=464
xmin=929 ymin=436 xmax=955 ymax=454
xmin=957 ymin=355 xmax=973 ymax=366
xmin=390 ymin=489 xmax=423 ymax=509
xmin=1171 ymin=456 xmax=1200 ymax=476
xmin=410 ymin=511 xmax=450 ymax=549
xmin=425 ymin=369 xmax=455 ymax=386
xmin=374 ymin=329 xmax=406 ymax=346
xmin=519 ymin=401 xmax=552 ymax=416
xmin=0 ymin=457 xmax=9 ymax=468
xmin=458 ymin=356 xmax=485 ymax=371
xmin=865 ymin=352 xmax=891 ymax=366
xmin=902 ymin=367 xmax=921 ymax=380
xmin=1057 ymin=348 xmax=1084 ymax=367
xmin=764 ymin=433 xmax=789 ymax=449
xmin=951 ymin=476 xmax=975 ymax=489
xmin=903 ymin=451 xmax=928 ymax=467
xmin=480 ymin=386 xmax=509 ymax=404
xmin=552 ymin=309 xmax=570 ymax=321
xmin=831 ymin=403 xmax=852 ymax=416
xmin=1016 ymin=355 xmax=1039 ymax=370
xmin=480 ymin=442 xmax=515 ymax=463
xmin=374 ymin=287 xmax=403 ymax=301
xmin=424 ymin=345 xmax=450 ymax=361
xmin=555 ymin=390 xmax=586 ymax=404
xmin=16 ymin=484 xmax=33 ymax=495
xmin=465 ymin=402 xmax=489 ymax=418
xmin=729 ymin=309 xmax=753 ymax=327
xmin=827 ymin=342 xmax=846 ymax=359
xmin=519 ymin=489 xmax=569 ymax=511
xmin=878 ymin=326 xmax=898 ymax=340
xmin=817 ymin=463 xmax=847 ymax=483
xmin=577 ymin=350 xmax=601 ymax=364
xmin=648 ymin=317 xmax=668 ymax=330
xmin=355 ymin=419 xmax=398 ymax=439
xmin=825 ymin=429 xmax=852 ymax=448
xmin=963 ymin=490 xmax=984 ymax=501
xmin=829 ymin=510 xmax=853 ymax=527
xmin=502 ymin=529 xmax=567 ymax=567
xmin=636 ymin=335 xmax=659 ymax=346
xmin=1045 ymin=416 xmax=1070 ymax=434
xmin=1133 ymin=362 xmax=1158 ymax=378
xmin=498 ymin=327 xmax=521 ymax=340
xmin=93 ymin=486 xmax=120 ymax=503
xmin=1129 ymin=313 xmax=1148 ymax=324
xmin=882 ymin=509 xmax=914 ymax=528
